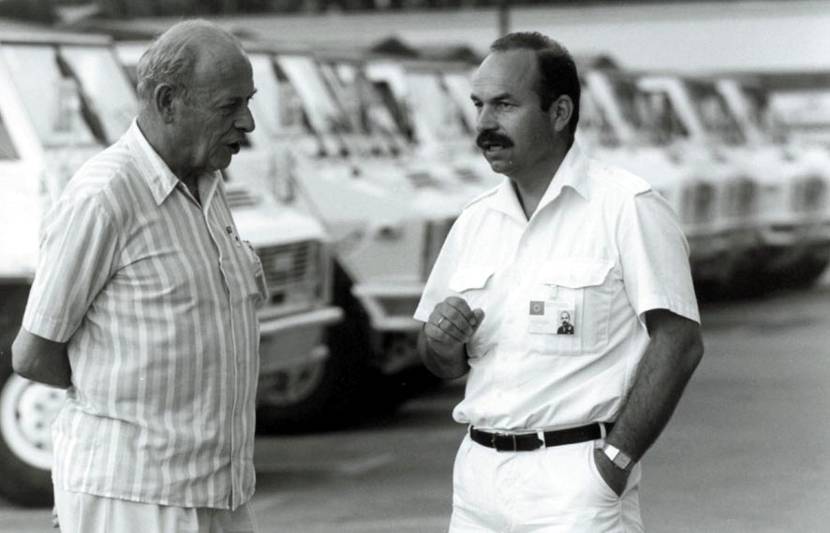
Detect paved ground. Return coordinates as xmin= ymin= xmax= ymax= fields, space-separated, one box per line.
xmin=1 ymin=285 xmax=829 ymax=532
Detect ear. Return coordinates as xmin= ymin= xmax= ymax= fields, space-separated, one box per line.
xmin=549 ymin=95 xmax=574 ymax=133
xmin=153 ymin=84 xmax=178 ymax=124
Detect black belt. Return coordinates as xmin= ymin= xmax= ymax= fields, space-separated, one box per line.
xmin=469 ymin=423 xmax=613 ymax=452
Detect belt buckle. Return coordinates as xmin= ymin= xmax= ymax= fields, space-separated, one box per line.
xmin=491 ymin=432 xmax=518 ymax=452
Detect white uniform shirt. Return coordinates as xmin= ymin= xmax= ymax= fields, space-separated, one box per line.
xmin=414 ymin=143 xmax=700 ymax=431
xmin=23 ymin=122 xmax=262 ymax=509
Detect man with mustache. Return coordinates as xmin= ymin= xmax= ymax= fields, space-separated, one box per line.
xmin=12 ymin=20 xmax=263 ymax=532
xmin=415 ymin=32 xmax=703 ymax=532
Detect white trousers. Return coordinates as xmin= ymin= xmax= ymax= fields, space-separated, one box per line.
xmin=54 ymin=487 xmax=258 ymax=533
xmin=449 ymin=435 xmax=644 ymax=533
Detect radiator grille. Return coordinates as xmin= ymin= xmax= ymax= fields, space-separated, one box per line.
xmin=791 ymin=175 xmax=826 ymax=213
xmin=682 ymin=182 xmax=716 ymax=224
xmin=724 ymin=177 xmax=757 ymax=218
xmin=257 ymin=240 xmax=323 ymax=314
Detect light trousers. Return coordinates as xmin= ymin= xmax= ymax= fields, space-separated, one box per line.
xmin=449 ymin=434 xmax=644 ymax=533
xmin=54 ymin=487 xmax=258 ymax=533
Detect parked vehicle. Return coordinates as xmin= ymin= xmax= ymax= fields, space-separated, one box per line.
xmin=0 ymin=32 xmax=340 ymax=507
xmin=314 ymin=49 xmax=477 ymax=212
xmin=155 ymin=42 xmax=455 ymax=428
xmin=579 ymin=66 xmax=747 ymax=289
xmin=716 ymin=77 xmax=830 ymax=287
xmin=363 ymin=57 xmax=501 ymax=198
xmin=639 ymin=74 xmax=828 ymax=293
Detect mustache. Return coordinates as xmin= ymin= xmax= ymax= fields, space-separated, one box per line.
xmin=476 ymin=131 xmax=514 ymax=150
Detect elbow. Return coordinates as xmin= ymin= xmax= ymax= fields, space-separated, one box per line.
xmin=11 ymin=336 xmax=39 ymax=382
xmin=10 ymin=334 xmax=30 ymax=377
xmin=10 ymin=330 xmax=70 ymax=388
xmin=684 ymin=330 xmax=704 ymax=374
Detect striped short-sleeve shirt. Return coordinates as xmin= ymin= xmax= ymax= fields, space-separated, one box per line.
xmin=22 ymin=121 xmax=261 ymax=510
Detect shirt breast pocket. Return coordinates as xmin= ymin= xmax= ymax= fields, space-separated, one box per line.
xmin=530 ymin=258 xmax=615 ymax=356
xmin=241 ymin=241 xmax=269 ymax=307
xmin=449 ymin=266 xmax=494 ymax=359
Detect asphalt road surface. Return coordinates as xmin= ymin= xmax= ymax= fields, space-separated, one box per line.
xmin=1 ymin=286 xmax=829 ymax=532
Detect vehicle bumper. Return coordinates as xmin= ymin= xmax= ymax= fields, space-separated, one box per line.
xmin=351 ymin=282 xmax=424 ymax=332
xmin=258 ymin=306 xmax=343 ymax=374
xmin=758 ymin=216 xmax=830 ymax=248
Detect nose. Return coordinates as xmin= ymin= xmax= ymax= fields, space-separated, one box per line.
xmin=235 ymin=105 xmax=255 ymax=133
xmin=476 ymin=104 xmax=497 ymax=134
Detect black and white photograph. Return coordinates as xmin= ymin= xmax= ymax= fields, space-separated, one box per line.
xmin=0 ymin=1 xmax=828 ymax=531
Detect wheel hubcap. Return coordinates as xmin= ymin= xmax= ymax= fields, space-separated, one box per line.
xmin=0 ymin=375 xmax=64 ymax=470
xmin=258 ymin=347 xmax=327 ymax=407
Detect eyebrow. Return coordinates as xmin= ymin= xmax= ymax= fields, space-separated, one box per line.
xmin=221 ymin=88 xmax=258 ymax=105
xmin=471 ymin=92 xmax=514 ymax=102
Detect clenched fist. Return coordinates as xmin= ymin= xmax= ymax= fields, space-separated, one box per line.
xmin=418 ymin=296 xmax=485 ymax=379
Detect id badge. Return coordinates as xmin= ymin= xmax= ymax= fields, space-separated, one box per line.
xmin=528 ymin=298 xmax=576 ymax=335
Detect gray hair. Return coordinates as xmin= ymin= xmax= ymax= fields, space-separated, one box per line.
xmin=135 ymin=19 xmax=243 ymax=104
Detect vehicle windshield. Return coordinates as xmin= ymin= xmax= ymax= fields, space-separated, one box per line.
xmin=60 ymin=45 xmax=137 ymax=143
xmin=606 ymin=75 xmax=679 ymax=146
xmin=687 ymin=81 xmax=746 ymax=145
xmin=370 ymin=77 xmax=412 ymax=139
xmin=739 ymin=85 xmax=789 ymax=142
xmin=443 ymin=72 xmax=477 ymax=132
xmin=2 ymin=44 xmax=99 ymax=148
xmin=405 ymin=71 xmax=471 ymax=141
xmin=249 ymin=54 xmax=311 ymax=137
xmin=319 ymin=62 xmax=367 ymax=134
xmin=578 ymin=88 xmax=619 ymax=147
xmin=276 ymin=55 xmax=352 ymax=135
xmin=319 ymin=61 xmax=408 ymax=155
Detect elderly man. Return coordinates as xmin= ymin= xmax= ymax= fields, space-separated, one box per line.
xmin=415 ymin=32 xmax=704 ymax=532
xmin=12 ymin=20 xmax=262 ymax=533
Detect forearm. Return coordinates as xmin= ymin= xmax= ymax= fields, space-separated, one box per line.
xmin=606 ymin=323 xmax=703 ymax=462
xmin=417 ymin=328 xmax=470 ymax=379
xmin=11 ymin=329 xmax=72 ymax=389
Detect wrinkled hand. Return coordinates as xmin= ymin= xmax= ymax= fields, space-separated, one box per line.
xmin=593 ymin=447 xmax=630 ymax=497
xmin=425 ymin=296 xmax=485 ymax=359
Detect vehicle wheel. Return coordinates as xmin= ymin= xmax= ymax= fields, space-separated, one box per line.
xmin=369 ymin=333 xmax=442 ymax=414
xmin=772 ymin=253 xmax=830 ymax=290
xmin=0 ymin=365 xmax=62 ymax=507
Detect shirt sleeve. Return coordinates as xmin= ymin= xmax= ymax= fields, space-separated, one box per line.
xmin=617 ymin=190 xmax=700 ymax=325
xmin=413 ymin=219 xmax=463 ymax=323
xmin=22 ymin=194 xmax=120 ymax=343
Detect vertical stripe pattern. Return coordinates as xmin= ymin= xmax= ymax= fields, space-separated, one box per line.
xmin=22 ymin=122 xmax=259 ymax=510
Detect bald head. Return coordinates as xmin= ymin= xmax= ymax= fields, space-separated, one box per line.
xmin=134 ymin=19 xmax=255 ymax=182
xmin=136 ymin=19 xmax=246 ymax=106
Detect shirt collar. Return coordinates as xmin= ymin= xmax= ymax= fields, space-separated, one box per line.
xmin=481 ymin=141 xmax=591 ymax=222
xmin=126 ymin=120 xmax=220 ymax=206
xmin=535 ymin=141 xmax=590 ymax=212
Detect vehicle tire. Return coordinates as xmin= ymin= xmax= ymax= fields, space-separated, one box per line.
xmin=0 ymin=284 xmax=60 ymax=507
xmin=256 ymin=264 xmax=373 ymax=434
xmin=366 ymin=333 xmax=443 ymax=416
xmin=772 ymin=253 xmax=830 ymax=290
xmin=0 ymin=365 xmax=61 ymax=507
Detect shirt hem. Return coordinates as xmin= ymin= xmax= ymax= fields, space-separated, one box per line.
xmin=635 ymin=296 xmax=700 ymax=325
xmin=52 ymin=480 xmax=254 ymax=511
xmin=22 ymin=311 xmax=74 ymax=343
